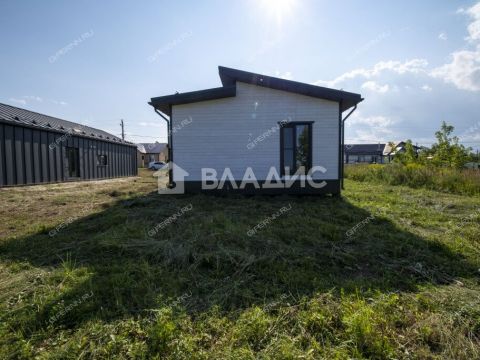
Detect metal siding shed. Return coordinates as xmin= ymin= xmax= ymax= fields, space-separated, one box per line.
xmin=0 ymin=103 xmax=138 ymax=187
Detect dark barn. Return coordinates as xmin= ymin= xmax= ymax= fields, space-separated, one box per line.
xmin=0 ymin=103 xmax=137 ymax=187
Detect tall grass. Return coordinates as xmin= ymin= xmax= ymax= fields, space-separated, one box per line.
xmin=345 ymin=163 xmax=480 ymax=195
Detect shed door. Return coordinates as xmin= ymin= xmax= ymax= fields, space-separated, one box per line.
xmin=66 ymin=147 xmax=80 ymax=178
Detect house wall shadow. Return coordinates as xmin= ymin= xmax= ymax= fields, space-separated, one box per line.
xmin=0 ymin=191 xmax=477 ymax=334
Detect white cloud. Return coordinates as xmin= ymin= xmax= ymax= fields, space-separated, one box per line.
xmin=431 ymin=46 xmax=480 ymax=91
xmin=51 ymin=99 xmax=68 ymax=106
xmin=10 ymin=96 xmax=67 ymax=106
xmin=346 ymin=115 xmax=394 ymax=143
xmin=431 ymin=2 xmax=480 ymax=91
xmin=9 ymin=98 xmax=26 ymax=105
xmin=23 ymin=96 xmax=43 ymax=102
xmin=139 ymin=121 xmax=163 ymax=128
xmin=361 ymin=81 xmax=390 ymax=93
xmin=349 ymin=113 xmax=394 ymax=127
xmin=438 ymin=32 xmax=448 ymax=41
xmin=348 ymin=127 xmax=394 ymax=143
xmin=466 ymin=2 xmax=480 ymax=41
xmin=314 ymin=3 xmax=480 ymax=147
xmin=315 ymin=58 xmax=428 ymax=88
xmin=8 ymin=96 xmax=44 ymax=106
xmin=274 ymin=70 xmax=293 ymax=80
xmin=345 ymin=111 xmax=398 ymax=143
xmin=317 ymin=2 xmax=480 ymax=94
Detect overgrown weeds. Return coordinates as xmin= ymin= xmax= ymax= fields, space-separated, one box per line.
xmin=345 ymin=163 xmax=480 ymax=195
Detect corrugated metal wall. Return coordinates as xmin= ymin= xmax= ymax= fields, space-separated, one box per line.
xmin=0 ymin=122 xmax=138 ymax=187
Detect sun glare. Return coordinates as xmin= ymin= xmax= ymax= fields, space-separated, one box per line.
xmin=259 ymin=0 xmax=297 ymax=24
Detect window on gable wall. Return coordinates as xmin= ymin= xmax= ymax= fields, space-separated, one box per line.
xmin=280 ymin=122 xmax=313 ymax=176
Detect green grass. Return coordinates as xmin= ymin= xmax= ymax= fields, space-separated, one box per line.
xmin=0 ymin=169 xmax=479 ymax=359
xmin=345 ymin=163 xmax=480 ymax=195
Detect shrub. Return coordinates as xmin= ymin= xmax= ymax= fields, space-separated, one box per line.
xmin=345 ymin=164 xmax=480 ymax=195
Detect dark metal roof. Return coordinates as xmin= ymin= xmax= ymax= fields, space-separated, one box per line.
xmin=149 ymin=86 xmax=236 ymax=115
xmin=345 ymin=144 xmax=386 ymax=155
xmin=149 ymin=66 xmax=363 ymax=115
xmin=218 ymin=66 xmax=363 ymax=112
xmin=0 ymin=103 xmax=134 ymax=145
xmin=137 ymin=142 xmax=167 ymax=154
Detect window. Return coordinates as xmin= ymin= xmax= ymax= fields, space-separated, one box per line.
xmin=97 ymin=155 xmax=108 ymax=166
xmin=280 ymin=122 xmax=313 ymax=175
xmin=66 ymin=147 xmax=80 ymax=178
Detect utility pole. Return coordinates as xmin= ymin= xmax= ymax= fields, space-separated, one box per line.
xmin=120 ymin=119 xmax=125 ymax=141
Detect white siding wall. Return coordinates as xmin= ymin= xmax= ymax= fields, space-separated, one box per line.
xmin=172 ymin=82 xmax=339 ymax=181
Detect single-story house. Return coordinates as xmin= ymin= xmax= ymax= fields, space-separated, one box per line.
xmin=137 ymin=142 xmax=168 ymax=167
xmin=148 ymin=66 xmax=363 ymax=195
xmin=344 ymin=144 xmax=386 ymax=164
xmin=0 ymin=103 xmax=137 ymax=187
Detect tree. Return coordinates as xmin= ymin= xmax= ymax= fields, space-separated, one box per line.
xmin=428 ymin=121 xmax=472 ymax=168
xmin=393 ymin=140 xmax=418 ymax=165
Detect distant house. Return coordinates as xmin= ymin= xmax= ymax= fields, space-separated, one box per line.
xmin=344 ymin=141 xmax=422 ymax=164
xmin=344 ymin=144 xmax=386 ymax=164
xmin=137 ymin=142 xmax=168 ymax=167
xmin=0 ymin=103 xmax=137 ymax=187
xmin=382 ymin=141 xmax=422 ymax=161
xmin=464 ymin=162 xmax=480 ymax=170
xmin=148 ymin=66 xmax=364 ymax=195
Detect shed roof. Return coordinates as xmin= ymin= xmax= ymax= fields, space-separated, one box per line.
xmin=149 ymin=66 xmax=363 ymax=115
xmin=0 ymin=103 xmax=133 ymax=145
xmin=150 ymin=86 xmax=236 ymax=115
xmin=137 ymin=142 xmax=167 ymax=154
xmin=218 ymin=66 xmax=363 ymax=112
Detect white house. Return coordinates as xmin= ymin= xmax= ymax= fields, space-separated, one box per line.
xmin=148 ymin=66 xmax=363 ymax=195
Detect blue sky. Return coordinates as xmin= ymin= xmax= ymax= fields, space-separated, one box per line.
xmin=1 ymin=0 xmax=479 ymax=149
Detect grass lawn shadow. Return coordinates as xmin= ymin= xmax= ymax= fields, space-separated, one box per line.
xmin=0 ymin=191 xmax=477 ymax=334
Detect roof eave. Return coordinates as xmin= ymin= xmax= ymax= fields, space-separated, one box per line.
xmin=218 ymin=66 xmax=363 ymax=111
xmin=149 ymin=86 xmax=237 ymax=116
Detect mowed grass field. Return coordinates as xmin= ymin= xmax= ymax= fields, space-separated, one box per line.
xmin=0 ymin=169 xmax=479 ymax=359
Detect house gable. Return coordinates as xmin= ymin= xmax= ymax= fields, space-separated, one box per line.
xmin=171 ymin=82 xmax=340 ymax=182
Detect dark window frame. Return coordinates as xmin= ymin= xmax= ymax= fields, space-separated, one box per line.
xmin=279 ymin=121 xmax=314 ymax=176
xmin=97 ymin=154 xmax=108 ymax=166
